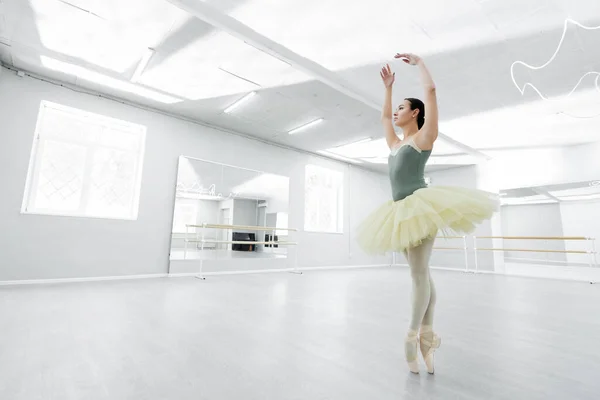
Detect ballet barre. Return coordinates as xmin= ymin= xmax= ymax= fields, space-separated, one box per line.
xmin=433 ymin=236 xmax=469 ymax=272
xmin=184 ymin=222 xmax=299 ymax=280
xmin=394 ymin=236 xmax=470 ymax=271
xmin=472 ymin=235 xmax=598 ymax=272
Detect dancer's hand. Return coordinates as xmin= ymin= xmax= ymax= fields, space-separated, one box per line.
xmin=380 ymin=64 xmax=395 ymax=88
xmin=394 ymin=53 xmax=422 ymax=66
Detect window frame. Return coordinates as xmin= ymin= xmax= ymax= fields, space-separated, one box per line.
xmin=20 ymin=100 xmax=147 ymax=221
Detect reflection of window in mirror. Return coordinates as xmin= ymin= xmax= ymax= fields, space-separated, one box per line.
xmin=172 ymin=203 xmax=197 ymax=233
xmin=276 ymin=212 xmax=288 ymax=236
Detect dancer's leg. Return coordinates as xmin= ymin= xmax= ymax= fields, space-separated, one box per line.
xmin=404 ymin=236 xmax=435 ymax=373
xmin=422 ymin=274 xmax=436 ymax=326
xmin=407 ymin=236 xmax=435 ymax=331
xmin=411 ymin=236 xmax=441 ymax=374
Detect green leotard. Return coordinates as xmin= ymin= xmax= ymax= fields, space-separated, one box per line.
xmin=388 ymin=139 xmax=432 ymax=201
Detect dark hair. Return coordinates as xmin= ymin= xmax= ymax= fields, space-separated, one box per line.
xmin=405 ymin=98 xmax=425 ymax=129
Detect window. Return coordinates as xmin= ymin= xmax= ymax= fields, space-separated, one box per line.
xmin=21 ymin=101 xmax=146 ymax=220
xmin=304 ymin=164 xmax=343 ymax=233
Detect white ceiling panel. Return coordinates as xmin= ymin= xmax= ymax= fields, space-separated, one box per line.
xmin=440 ymin=88 xmax=600 ymax=149
xmin=204 ymin=0 xmax=430 ymax=71
xmin=138 ymin=29 xmax=312 ymax=100
xmin=25 ymin=0 xmax=188 ymax=73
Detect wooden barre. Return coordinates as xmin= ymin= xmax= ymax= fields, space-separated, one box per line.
xmin=186 ymin=223 xmax=297 ymax=232
xmin=185 ymin=240 xmax=297 ymax=245
xmin=476 ymin=248 xmax=590 ymax=254
xmin=433 ymin=247 xmax=466 ymax=250
xmin=475 ymin=236 xmax=591 ymax=240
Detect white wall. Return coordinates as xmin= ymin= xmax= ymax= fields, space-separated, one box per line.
xmin=265 ymin=196 xmax=288 ymax=214
xmin=195 ymin=199 xmax=220 ymax=226
xmin=425 ymin=165 xmax=498 ymax=271
xmin=500 ymin=203 xmax=566 ymax=263
xmin=266 ymin=213 xmax=277 ymax=229
xmin=232 ymin=199 xmax=259 ymax=228
xmin=0 ymin=70 xmax=391 ymax=281
xmin=559 ymin=199 xmax=600 ymax=266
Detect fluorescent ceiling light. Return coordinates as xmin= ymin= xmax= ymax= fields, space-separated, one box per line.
xmin=224 ymin=91 xmax=256 ymax=113
xmin=317 ymin=150 xmax=362 ymax=164
xmin=427 ymin=154 xmax=479 ymax=165
xmin=336 ymin=137 xmax=372 ymax=147
xmin=501 ymin=198 xmax=559 ymax=206
xmin=556 ymin=194 xmax=600 ymax=202
xmin=500 ymin=194 xmax=559 ymax=205
xmin=549 ymin=186 xmax=600 ymax=197
xmin=289 ymin=118 xmax=323 ymax=134
xmin=359 ymin=157 xmax=388 ymax=164
xmin=326 ymin=137 xmax=387 ymax=159
xmin=131 ymin=48 xmax=155 ymax=83
xmin=40 ymin=56 xmax=182 ymax=104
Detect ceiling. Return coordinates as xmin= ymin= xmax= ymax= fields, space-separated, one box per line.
xmin=1 ymin=0 xmax=599 ymax=175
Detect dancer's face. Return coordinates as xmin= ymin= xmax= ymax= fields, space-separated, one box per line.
xmin=393 ymin=100 xmax=416 ymax=127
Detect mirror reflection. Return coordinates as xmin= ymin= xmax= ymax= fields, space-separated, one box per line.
xmin=170 ymin=156 xmax=290 ymax=261
xmin=499 ymin=179 xmax=599 ymax=268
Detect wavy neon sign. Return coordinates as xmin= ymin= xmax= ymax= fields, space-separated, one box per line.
xmin=510 ymin=19 xmax=600 ymax=119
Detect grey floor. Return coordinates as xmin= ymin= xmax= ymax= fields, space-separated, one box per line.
xmin=1 ymin=267 xmax=599 ymax=400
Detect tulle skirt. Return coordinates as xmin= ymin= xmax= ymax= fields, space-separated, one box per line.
xmin=356 ymin=186 xmax=499 ymax=254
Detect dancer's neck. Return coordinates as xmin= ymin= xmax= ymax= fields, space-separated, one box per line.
xmin=401 ymin=125 xmax=419 ymax=140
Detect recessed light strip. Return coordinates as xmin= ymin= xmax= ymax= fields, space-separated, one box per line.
xmin=317 ymin=150 xmax=362 ymax=164
xmin=131 ymin=48 xmax=155 ymax=83
xmin=336 ymin=137 xmax=372 ymax=147
xmin=288 ymin=118 xmax=323 ymax=135
xmin=224 ymin=91 xmax=256 ymax=113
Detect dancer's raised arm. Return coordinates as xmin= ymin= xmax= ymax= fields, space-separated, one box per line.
xmin=380 ymin=64 xmax=401 ymax=149
xmin=395 ymin=53 xmax=438 ymax=145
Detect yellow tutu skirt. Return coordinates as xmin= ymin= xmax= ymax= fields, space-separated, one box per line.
xmin=356 ymin=186 xmax=499 ymax=254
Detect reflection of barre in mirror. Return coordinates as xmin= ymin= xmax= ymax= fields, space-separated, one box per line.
xmin=472 ymin=236 xmax=598 ymax=273
xmin=510 ymin=18 xmax=600 ymax=119
xmin=184 ymin=222 xmax=300 ymax=280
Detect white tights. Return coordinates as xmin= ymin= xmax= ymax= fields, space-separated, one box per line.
xmin=403 ymin=235 xmax=436 ymax=332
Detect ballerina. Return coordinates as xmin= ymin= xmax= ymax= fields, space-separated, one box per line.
xmin=356 ymin=53 xmax=499 ymax=374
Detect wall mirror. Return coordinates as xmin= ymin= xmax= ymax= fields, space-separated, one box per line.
xmin=170 ymin=156 xmax=291 ymax=261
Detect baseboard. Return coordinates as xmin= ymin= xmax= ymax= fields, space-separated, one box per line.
xmin=170 ymin=264 xmax=392 ymax=278
xmin=0 ymin=273 xmax=169 ymax=286
xmin=6 ymin=263 xmax=592 ymax=286
xmin=0 ymin=264 xmax=392 ymax=286
xmin=168 ymin=268 xmax=296 ymax=278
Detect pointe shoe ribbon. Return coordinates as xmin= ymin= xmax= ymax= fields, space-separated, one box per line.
xmin=419 ymin=333 xmax=441 ymax=357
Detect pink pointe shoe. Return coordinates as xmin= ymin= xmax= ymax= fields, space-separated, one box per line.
xmin=405 ymin=332 xmax=420 ymax=374
xmin=419 ymin=327 xmax=441 ymax=374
